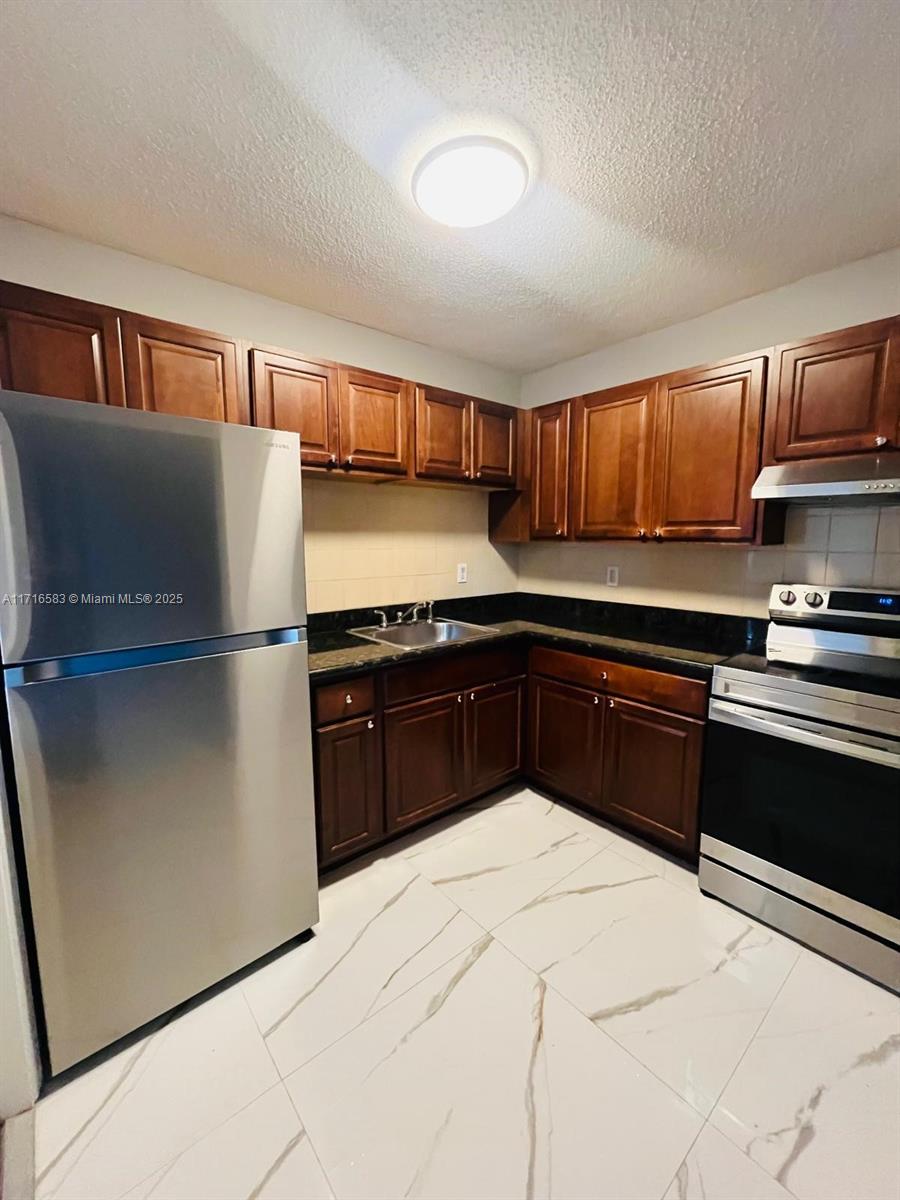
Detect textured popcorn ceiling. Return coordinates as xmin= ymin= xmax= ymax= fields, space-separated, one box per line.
xmin=1 ymin=0 xmax=898 ymax=372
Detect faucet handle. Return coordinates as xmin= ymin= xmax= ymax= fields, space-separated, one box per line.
xmin=425 ymin=599 xmax=434 ymax=622
xmin=373 ymin=609 xmax=388 ymax=629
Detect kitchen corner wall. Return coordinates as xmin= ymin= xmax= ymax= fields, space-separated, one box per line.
xmin=518 ymin=505 xmax=900 ymax=620
xmin=302 ymin=479 xmax=517 ymax=613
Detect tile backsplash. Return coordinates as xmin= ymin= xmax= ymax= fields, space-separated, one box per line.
xmin=302 ymin=478 xmax=517 ymax=613
xmin=518 ymin=505 xmax=900 ymax=619
xmin=302 ymin=482 xmax=899 ymax=619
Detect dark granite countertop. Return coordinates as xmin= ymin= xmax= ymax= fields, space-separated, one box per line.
xmin=309 ymin=617 xmax=735 ymax=684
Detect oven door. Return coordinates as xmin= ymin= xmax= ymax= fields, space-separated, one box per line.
xmin=701 ymin=699 xmax=900 ymax=926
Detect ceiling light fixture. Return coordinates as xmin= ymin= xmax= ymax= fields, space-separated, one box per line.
xmin=412 ymin=136 xmax=528 ymax=228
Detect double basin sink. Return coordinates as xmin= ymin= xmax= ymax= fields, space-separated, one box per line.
xmin=351 ymin=618 xmax=496 ymax=651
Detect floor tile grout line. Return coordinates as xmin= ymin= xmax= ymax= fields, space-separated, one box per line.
xmin=107 ymin=1074 xmax=290 ymax=1200
xmin=655 ymin=1120 xmax=707 ymax=1200
xmin=238 ymin=987 xmax=339 ymax=1200
xmin=697 ymin=948 xmax=808 ymax=1200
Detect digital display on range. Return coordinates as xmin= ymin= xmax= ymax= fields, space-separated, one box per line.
xmin=829 ymin=590 xmax=900 ymax=614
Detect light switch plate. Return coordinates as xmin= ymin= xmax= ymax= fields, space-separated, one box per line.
xmin=457 ymin=562 xmax=468 ymax=583
xmin=606 ymin=566 xmax=619 ymax=586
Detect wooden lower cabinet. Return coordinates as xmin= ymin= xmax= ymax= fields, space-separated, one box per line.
xmin=465 ymin=677 xmax=524 ymax=797
xmin=316 ymin=714 xmax=383 ymax=866
xmin=599 ymin=697 xmax=703 ymax=856
xmin=527 ymin=675 xmax=604 ymax=807
xmin=384 ymin=691 xmax=463 ymax=830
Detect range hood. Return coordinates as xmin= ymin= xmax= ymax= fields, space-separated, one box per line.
xmin=752 ymin=451 xmax=900 ymax=503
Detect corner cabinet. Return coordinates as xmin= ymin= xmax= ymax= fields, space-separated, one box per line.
xmin=414 ymin=385 xmax=517 ymax=486
xmin=251 ymin=346 xmax=339 ymax=467
xmin=530 ymin=400 xmax=571 ymax=538
xmin=527 ymin=675 xmax=604 ymax=805
xmin=764 ymin=317 xmax=900 ymax=461
xmin=571 ymin=380 xmax=656 ymax=539
xmin=650 ymin=355 xmax=765 ymax=541
xmin=0 ymin=281 xmax=125 ymax=406
xmin=121 ymin=314 xmax=249 ymax=424
xmin=338 ymin=366 xmax=411 ymax=474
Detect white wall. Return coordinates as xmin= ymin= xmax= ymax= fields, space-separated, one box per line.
xmin=0 ymin=773 xmax=40 ymax=1118
xmin=0 ymin=215 xmax=519 ymax=405
xmin=520 ymin=248 xmax=900 ymax=405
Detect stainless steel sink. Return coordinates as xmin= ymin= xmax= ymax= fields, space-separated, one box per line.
xmin=350 ymin=618 xmax=497 ymax=650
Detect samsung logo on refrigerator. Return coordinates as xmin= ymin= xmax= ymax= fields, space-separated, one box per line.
xmin=265 ymin=439 xmax=292 ymax=450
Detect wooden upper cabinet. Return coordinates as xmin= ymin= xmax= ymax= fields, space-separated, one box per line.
xmin=415 ymin=385 xmax=470 ymax=480
xmin=338 ymin=366 xmax=411 ymax=474
xmin=472 ymin=399 xmax=517 ymax=485
xmin=765 ymin=317 xmax=900 ymax=461
xmin=251 ymin=347 xmax=338 ymax=466
xmin=0 ymin=281 xmax=125 ymax=406
xmin=572 ymin=380 xmax=656 ymax=540
xmin=121 ymin=315 xmax=248 ymax=424
xmin=530 ymin=400 xmax=571 ymax=538
xmin=651 ymin=356 xmax=765 ymax=541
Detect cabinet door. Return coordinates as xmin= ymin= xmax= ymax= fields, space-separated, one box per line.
xmin=530 ymin=400 xmax=571 ymax=538
xmin=122 ymin=315 xmax=248 ymax=424
xmin=600 ymin=697 xmax=702 ymax=858
xmin=415 ymin=385 xmax=470 ymax=480
xmin=385 ymin=691 xmax=463 ymax=830
xmin=527 ymin=675 xmax=603 ymax=806
xmin=651 ymin=356 xmax=765 ymax=541
xmin=465 ymin=677 xmax=524 ymax=798
xmin=251 ymin=348 xmax=338 ymax=467
xmin=767 ymin=318 xmax=900 ymax=461
xmin=572 ymin=380 xmax=656 ymax=539
xmin=316 ymin=714 xmax=383 ymax=866
xmin=472 ymin=399 xmax=517 ymax=486
xmin=338 ymin=367 xmax=411 ymax=474
xmin=0 ymin=282 xmax=125 ymax=406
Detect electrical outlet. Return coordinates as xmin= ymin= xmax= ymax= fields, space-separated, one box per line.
xmin=606 ymin=565 xmax=620 ymax=587
xmin=456 ymin=562 xmax=468 ymax=584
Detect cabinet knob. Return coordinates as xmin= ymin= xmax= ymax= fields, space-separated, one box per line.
xmin=638 ymin=528 xmax=647 ymax=541
xmin=593 ymin=695 xmax=599 ymax=704
xmin=600 ymin=671 xmax=608 ymax=682
xmin=346 ymin=456 xmax=353 ymax=467
xmin=328 ymin=453 xmax=337 ymax=466
xmin=464 ymin=469 xmax=471 ymax=478
xmin=654 ymin=529 xmax=662 ymax=542
xmin=345 ymin=694 xmax=353 ymax=705
xmin=367 ymin=719 xmax=374 ymax=730
xmin=555 ymin=527 xmax=563 ymax=537
xmin=875 ymin=435 xmax=888 ymax=447
xmin=608 ymin=698 xmax=614 ymax=708
xmin=457 ymin=694 xmax=463 ymax=703
xmin=475 ymin=470 xmax=482 ymax=478
xmin=470 ymin=692 xmax=475 ymax=700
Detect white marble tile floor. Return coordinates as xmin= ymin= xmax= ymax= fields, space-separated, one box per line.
xmin=33 ymin=788 xmax=900 ymax=1200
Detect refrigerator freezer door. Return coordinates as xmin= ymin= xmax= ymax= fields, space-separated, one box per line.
xmin=6 ymin=639 xmax=318 ymax=1074
xmin=0 ymin=390 xmax=306 ymax=663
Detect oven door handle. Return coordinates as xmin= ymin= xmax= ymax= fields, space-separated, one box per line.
xmin=708 ymin=699 xmax=900 ymax=769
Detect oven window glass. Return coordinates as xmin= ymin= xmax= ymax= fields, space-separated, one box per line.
xmin=702 ymin=720 xmax=900 ymax=918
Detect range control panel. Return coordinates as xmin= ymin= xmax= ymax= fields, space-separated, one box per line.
xmin=770 ymin=584 xmax=900 ymax=622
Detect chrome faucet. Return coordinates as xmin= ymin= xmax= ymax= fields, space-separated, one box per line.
xmin=373 ymin=609 xmax=389 ymax=629
xmin=396 ymin=601 xmax=427 ymax=624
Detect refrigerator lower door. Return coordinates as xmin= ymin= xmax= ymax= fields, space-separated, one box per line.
xmin=5 ymin=638 xmax=318 ymax=1075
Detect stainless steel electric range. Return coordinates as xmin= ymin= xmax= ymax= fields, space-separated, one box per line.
xmin=699 ymin=583 xmax=899 ymax=991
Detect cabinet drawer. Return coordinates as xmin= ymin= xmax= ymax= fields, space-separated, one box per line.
xmin=529 ymin=645 xmax=707 ymax=718
xmin=384 ymin=644 xmax=525 ymax=706
xmin=314 ymin=675 xmax=375 ymax=725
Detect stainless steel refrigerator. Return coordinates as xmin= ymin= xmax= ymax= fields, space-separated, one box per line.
xmin=0 ymin=390 xmax=319 ymax=1076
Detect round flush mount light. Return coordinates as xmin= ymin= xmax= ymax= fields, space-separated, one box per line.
xmin=412 ymin=137 xmax=529 ymax=228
